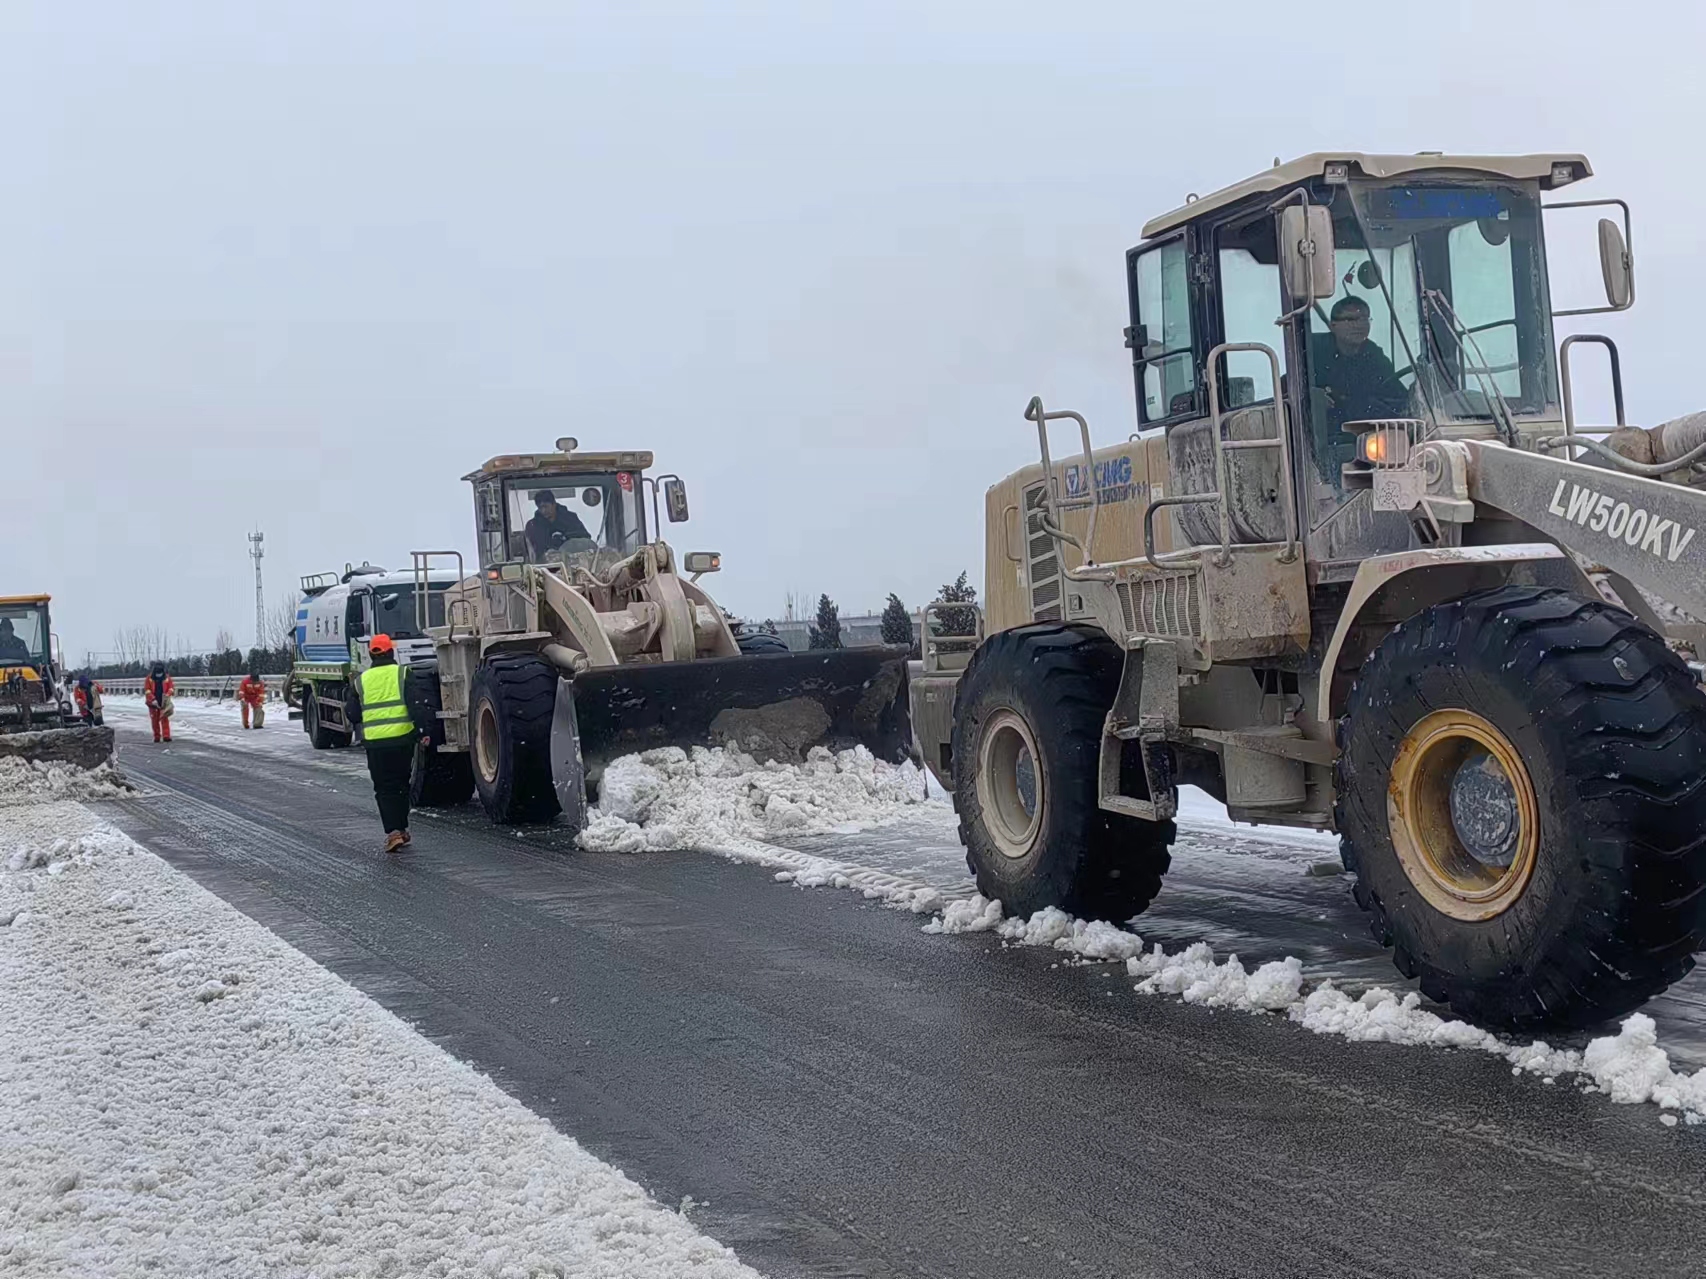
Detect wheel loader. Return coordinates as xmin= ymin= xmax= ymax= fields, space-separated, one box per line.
xmin=912 ymin=153 xmax=1706 ymax=1031
xmin=410 ymin=441 xmax=912 ymax=827
xmin=0 ymin=594 xmax=113 ymax=768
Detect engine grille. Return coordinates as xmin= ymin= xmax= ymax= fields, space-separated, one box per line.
xmin=1118 ymin=573 xmax=1202 ymax=639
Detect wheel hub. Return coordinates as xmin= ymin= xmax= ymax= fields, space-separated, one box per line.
xmin=1448 ymin=750 xmax=1519 ymax=869
xmin=1387 ymin=709 xmax=1539 ymax=921
xmin=474 ymin=701 xmax=501 ymax=786
xmin=975 ymin=709 xmax=1044 ymax=860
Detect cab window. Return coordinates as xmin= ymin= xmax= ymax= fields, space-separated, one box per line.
xmin=1215 ymin=217 xmax=1289 ymax=404
xmin=1131 ymin=238 xmax=1197 ymax=425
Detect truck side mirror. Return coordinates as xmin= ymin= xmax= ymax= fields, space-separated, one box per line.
xmin=1279 ymin=205 xmax=1337 ymax=302
xmin=664 ymin=478 xmax=689 ymax=522
xmin=1598 ymin=218 xmax=1633 ymax=310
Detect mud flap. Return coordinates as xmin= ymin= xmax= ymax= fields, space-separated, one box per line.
xmin=549 ymin=676 xmax=588 ymax=832
xmin=560 ymin=648 xmax=914 ymax=793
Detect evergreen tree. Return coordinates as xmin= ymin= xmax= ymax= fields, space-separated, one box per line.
xmin=880 ymin=593 xmax=913 ymax=647
xmin=934 ymin=571 xmax=979 ymax=637
xmin=808 ymin=594 xmax=843 ymax=650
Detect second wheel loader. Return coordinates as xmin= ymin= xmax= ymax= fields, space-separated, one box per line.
xmin=912 ymin=152 xmax=1706 ymax=1031
xmin=411 ymin=442 xmax=912 ymax=828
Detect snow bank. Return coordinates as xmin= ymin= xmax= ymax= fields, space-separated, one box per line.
xmin=915 ymin=890 xmax=1706 ymax=1125
xmin=579 ymin=744 xmax=927 ymax=854
xmin=0 ymin=798 xmax=759 ymax=1275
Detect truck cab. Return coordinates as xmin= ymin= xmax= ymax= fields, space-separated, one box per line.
xmin=289 ymin=564 xmax=461 ymax=747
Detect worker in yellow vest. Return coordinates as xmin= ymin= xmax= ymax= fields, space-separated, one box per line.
xmin=344 ymin=635 xmax=431 ymax=853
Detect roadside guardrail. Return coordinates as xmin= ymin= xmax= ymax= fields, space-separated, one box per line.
xmin=101 ymin=675 xmax=288 ymax=701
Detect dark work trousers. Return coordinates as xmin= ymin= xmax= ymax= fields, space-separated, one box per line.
xmin=365 ymin=739 xmax=415 ymax=834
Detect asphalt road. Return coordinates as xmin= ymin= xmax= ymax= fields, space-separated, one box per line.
xmin=97 ymin=703 xmax=1706 ymax=1279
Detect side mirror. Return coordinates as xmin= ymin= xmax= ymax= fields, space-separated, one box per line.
xmin=664 ymin=478 xmax=690 ymax=522
xmin=1598 ymin=217 xmax=1633 ymax=310
xmin=1279 ymin=205 xmax=1337 ymax=302
xmin=683 ymin=551 xmax=720 ymax=575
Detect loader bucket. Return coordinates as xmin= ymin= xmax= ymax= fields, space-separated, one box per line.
xmin=550 ymin=647 xmax=915 ymax=806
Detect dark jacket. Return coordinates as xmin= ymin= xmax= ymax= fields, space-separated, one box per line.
xmin=344 ymin=657 xmax=435 ymax=747
xmin=1311 ymin=334 xmax=1409 ymax=427
xmin=525 ymin=506 xmax=593 ymax=559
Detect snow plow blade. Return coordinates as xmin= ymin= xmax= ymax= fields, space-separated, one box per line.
xmin=550 ymin=647 xmax=914 ymax=810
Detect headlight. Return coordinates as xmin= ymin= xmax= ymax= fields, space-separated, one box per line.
xmin=1357 ymin=428 xmax=1410 ymax=466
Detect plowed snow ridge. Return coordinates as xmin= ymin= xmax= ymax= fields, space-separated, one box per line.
xmin=585 ymin=747 xmax=1706 ymax=1127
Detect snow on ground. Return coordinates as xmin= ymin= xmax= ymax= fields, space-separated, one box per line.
xmin=0 ymin=758 xmax=134 ymax=806
xmin=583 ymin=746 xmax=1706 ymax=1128
xmin=0 ymin=779 xmax=758 ymax=1276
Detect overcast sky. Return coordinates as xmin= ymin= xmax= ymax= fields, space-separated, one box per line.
xmin=6 ymin=1 xmax=1704 ymax=660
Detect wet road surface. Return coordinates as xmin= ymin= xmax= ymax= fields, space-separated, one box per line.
xmin=95 ymin=699 xmax=1706 ymax=1278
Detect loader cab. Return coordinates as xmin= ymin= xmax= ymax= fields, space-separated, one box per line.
xmin=465 ymin=449 xmax=656 ymax=574
xmin=0 ymin=597 xmax=52 ymax=671
xmin=1127 ymin=153 xmax=1596 ymax=573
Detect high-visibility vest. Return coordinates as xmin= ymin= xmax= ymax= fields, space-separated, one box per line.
xmin=359 ymin=663 xmax=414 ymax=742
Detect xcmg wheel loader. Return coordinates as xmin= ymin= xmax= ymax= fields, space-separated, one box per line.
xmin=911 ymin=152 xmax=1706 ymax=1031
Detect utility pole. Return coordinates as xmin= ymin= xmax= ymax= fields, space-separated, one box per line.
xmin=248 ymin=531 xmax=266 ymax=652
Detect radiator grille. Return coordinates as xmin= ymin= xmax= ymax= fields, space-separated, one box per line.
xmin=1118 ymin=573 xmax=1202 ymax=639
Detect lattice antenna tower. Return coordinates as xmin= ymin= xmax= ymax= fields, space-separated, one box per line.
xmin=248 ymin=531 xmax=265 ymax=651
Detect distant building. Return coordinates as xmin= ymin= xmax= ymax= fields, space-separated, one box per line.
xmin=766 ymin=614 xmax=921 ymax=652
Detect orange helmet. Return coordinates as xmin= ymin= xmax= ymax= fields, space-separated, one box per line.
xmin=369 ymin=634 xmax=395 ymax=654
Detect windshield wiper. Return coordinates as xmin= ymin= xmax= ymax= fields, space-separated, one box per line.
xmin=1417 ymin=284 xmax=1519 ymax=446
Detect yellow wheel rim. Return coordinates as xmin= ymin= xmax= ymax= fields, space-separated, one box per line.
xmin=1387 ymin=709 xmax=1539 ymax=922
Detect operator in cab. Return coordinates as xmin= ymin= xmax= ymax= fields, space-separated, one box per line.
xmin=0 ymin=619 xmax=32 ymax=665
xmin=1311 ymin=296 xmax=1411 ymax=483
xmin=524 ymin=489 xmax=592 ymax=560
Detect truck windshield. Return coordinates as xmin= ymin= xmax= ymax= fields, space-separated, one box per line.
xmin=370 ymin=583 xmax=451 ymax=639
xmin=0 ymin=605 xmax=48 ymax=667
xmin=505 ymin=473 xmax=645 ymax=563
xmin=1314 ymin=180 xmax=1558 ymax=433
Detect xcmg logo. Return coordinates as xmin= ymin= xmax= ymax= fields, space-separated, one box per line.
xmin=1065 ymin=455 xmax=1140 ymax=506
xmin=1546 ymin=480 xmax=1699 ymax=562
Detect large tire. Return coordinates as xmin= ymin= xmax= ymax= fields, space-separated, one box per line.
xmin=468 ymin=654 xmax=561 ymax=824
xmin=736 ymin=632 xmax=792 ymax=656
xmin=410 ymin=740 xmax=475 ymax=808
xmin=950 ymin=623 xmax=1174 ymax=922
xmin=305 ymin=687 xmax=339 ymax=750
xmin=1336 ymin=586 xmax=1706 ymax=1031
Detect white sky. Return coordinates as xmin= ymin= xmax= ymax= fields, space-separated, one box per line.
xmin=6 ymin=1 xmax=1703 ymax=659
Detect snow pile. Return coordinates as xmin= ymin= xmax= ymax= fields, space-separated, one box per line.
xmin=1129 ymin=943 xmax=1306 ymax=1012
xmin=579 ymin=744 xmax=927 ymax=854
xmin=921 ymin=893 xmax=1004 ymax=936
xmin=0 ymin=757 xmax=131 ymax=806
xmin=0 ymin=800 xmax=760 ymax=1276
xmin=1579 ymin=1014 xmax=1706 ymax=1116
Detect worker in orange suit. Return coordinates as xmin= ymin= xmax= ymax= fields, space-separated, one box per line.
xmin=238 ymin=669 xmax=267 ymax=729
xmin=73 ymin=672 xmax=104 ymax=726
xmin=144 ymin=661 xmax=174 ymax=743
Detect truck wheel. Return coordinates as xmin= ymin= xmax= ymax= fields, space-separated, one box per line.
xmin=410 ymin=740 xmax=475 ymax=808
xmin=1336 ymin=586 xmax=1706 ymax=1031
xmin=950 ymin=624 xmax=1173 ymax=922
xmin=469 ymin=654 xmax=561 ymax=824
xmin=305 ymin=690 xmax=338 ymax=750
